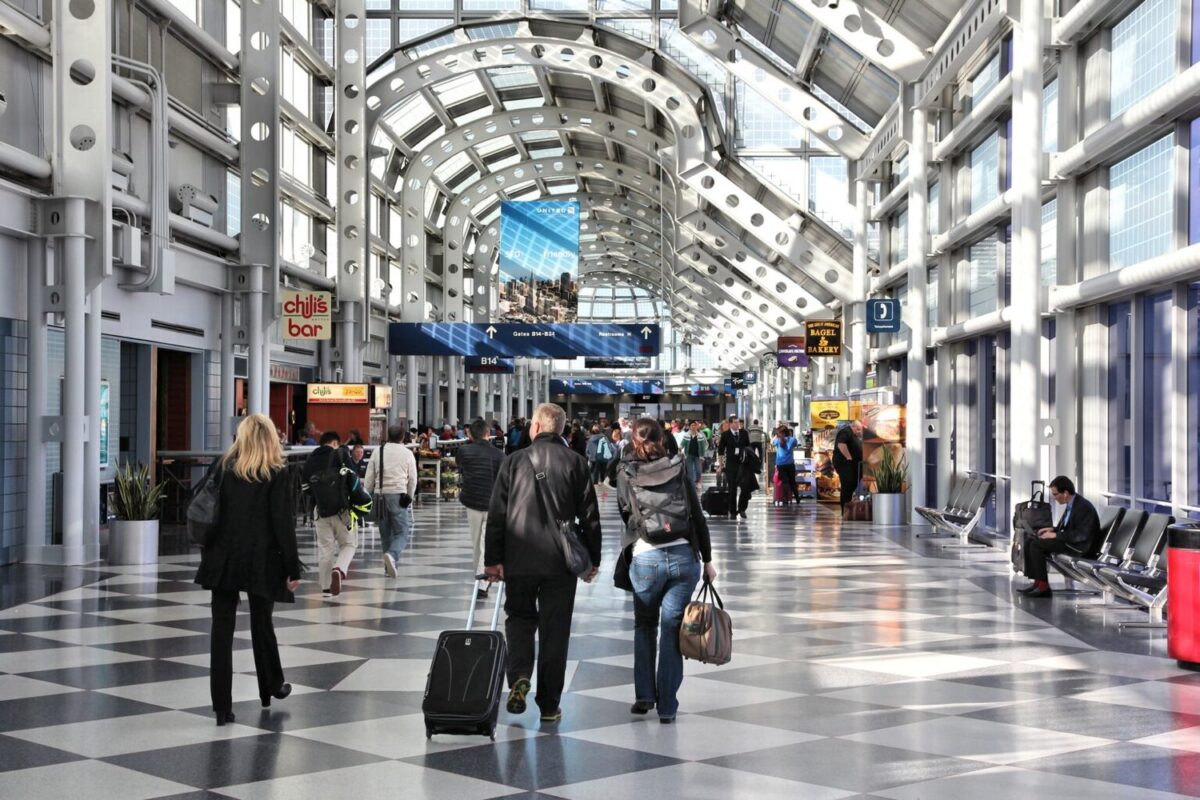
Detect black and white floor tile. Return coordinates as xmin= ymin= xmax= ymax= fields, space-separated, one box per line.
xmin=2 ymin=484 xmax=1200 ymax=798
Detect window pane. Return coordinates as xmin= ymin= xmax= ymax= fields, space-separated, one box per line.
xmin=808 ymin=156 xmax=854 ymax=238
xmin=735 ymin=81 xmax=806 ymax=148
xmin=1142 ymin=291 xmax=1172 ymax=502
xmin=971 ymin=53 xmax=1001 ymax=106
xmin=970 ymin=132 xmax=1000 ymax=213
xmin=968 ymin=237 xmax=998 ymax=317
xmin=893 ymin=209 xmax=908 ymax=265
xmin=1041 ymin=199 xmax=1057 ymax=286
xmin=1108 ymin=302 xmax=1132 ymax=498
xmin=1190 ymin=284 xmax=1200 ymax=507
xmin=1111 ymin=0 xmax=1177 ymax=117
xmin=1109 ymin=135 xmax=1174 ymax=270
xmin=927 ymin=266 xmax=938 ymax=328
xmin=1043 ymin=79 xmax=1058 ymax=153
xmin=366 ymin=18 xmax=391 ymax=61
xmin=928 ymin=182 xmax=940 ymax=235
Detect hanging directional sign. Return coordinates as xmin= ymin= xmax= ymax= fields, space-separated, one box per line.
xmin=388 ymin=322 xmax=661 ymax=358
xmin=866 ymin=298 xmax=902 ymax=334
xmin=464 ymin=356 xmax=515 ymax=374
xmin=549 ymin=378 xmax=665 ymax=395
xmin=584 ymin=356 xmax=651 ymax=369
xmin=621 ymin=379 xmax=664 ymax=395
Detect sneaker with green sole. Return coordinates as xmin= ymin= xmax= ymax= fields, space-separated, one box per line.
xmin=539 ymin=708 xmax=562 ymax=723
xmin=506 ymin=678 xmax=531 ymax=714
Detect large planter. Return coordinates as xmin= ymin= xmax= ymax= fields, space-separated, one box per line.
xmin=108 ymin=520 xmax=160 ymax=565
xmin=872 ymin=493 xmax=908 ymax=526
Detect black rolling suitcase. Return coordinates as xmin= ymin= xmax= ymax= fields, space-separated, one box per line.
xmin=422 ymin=579 xmax=507 ymax=741
xmin=1010 ymin=481 xmax=1054 ymax=573
xmin=702 ymin=486 xmax=730 ymax=517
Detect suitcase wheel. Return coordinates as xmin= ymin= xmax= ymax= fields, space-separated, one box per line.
xmin=425 ymin=727 xmax=433 ymax=740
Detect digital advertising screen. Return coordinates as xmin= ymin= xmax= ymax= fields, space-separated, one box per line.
xmin=498 ymin=200 xmax=580 ymax=324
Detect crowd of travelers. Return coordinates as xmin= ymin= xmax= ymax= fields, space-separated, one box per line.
xmin=194 ymin=405 xmax=734 ymax=728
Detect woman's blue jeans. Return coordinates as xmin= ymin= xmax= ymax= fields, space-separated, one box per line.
xmin=631 ymin=544 xmax=701 ymax=719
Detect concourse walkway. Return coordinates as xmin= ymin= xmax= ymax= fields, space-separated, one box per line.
xmin=0 ymin=488 xmax=1197 ymax=799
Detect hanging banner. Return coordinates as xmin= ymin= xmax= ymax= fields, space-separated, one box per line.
xmin=464 ymin=356 xmax=515 ymax=374
xmin=282 ymin=290 xmax=333 ymax=340
xmin=498 ymin=200 xmax=580 ymax=324
xmin=810 ymin=399 xmax=850 ymax=431
xmin=307 ymin=384 xmax=369 ymax=404
xmin=584 ymin=356 xmax=651 ymax=369
xmin=777 ymin=336 xmax=809 ymax=368
xmin=805 ymin=320 xmax=842 ymax=357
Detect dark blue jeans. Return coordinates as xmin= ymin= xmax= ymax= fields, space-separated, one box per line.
xmin=631 ymin=544 xmax=701 ymax=719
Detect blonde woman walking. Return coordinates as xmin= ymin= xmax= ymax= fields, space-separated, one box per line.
xmin=194 ymin=414 xmax=302 ymax=726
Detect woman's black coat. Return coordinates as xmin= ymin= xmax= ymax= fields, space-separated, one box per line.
xmin=194 ymin=466 xmax=302 ymax=602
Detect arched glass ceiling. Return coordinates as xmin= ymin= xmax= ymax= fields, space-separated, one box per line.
xmin=578 ymin=284 xmax=664 ymax=321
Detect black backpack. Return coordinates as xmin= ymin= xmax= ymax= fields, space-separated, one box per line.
xmin=624 ymin=457 xmax=693 ymax=544
xmin=309 ymin=452 xmax=352 ymax=517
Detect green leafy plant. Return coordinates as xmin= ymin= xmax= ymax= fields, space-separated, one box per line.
xmin=109 ymin=463 xmax=166 ymax=521
xmin=873 ymin=446 xmax=909 ymax=494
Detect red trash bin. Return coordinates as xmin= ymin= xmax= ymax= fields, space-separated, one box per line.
xmin=1168 ymin=523 xmax=1200 ymax=670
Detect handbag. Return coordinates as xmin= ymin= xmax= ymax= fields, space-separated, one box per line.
xmin=369 ymin=444 xmax=386 ymax=524
xmin=842 ymin=464 xmax=872 ymax=521
xmin=679 ymin=578 xmax=732 ymax=665
xmin=186 ymin=462 xmax=222 ymax=547
xmin=613 ymin=544 xmax=633 ymax=592
xmin=531 ymin=448 xmax=593 ymax=578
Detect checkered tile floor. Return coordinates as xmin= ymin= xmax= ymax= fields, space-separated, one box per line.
xmin=3 ymin=485 xmax=1200 ymax=799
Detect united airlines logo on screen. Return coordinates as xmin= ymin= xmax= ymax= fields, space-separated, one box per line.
xmin=499 ymin=201 xmax=581 ymax=324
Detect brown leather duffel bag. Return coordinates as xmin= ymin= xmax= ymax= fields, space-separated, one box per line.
xmin=679 ymin=579 xmax=732 ymax=665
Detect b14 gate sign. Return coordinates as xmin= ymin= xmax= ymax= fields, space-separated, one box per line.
xmin=282 ymin=290 xmax=332 ymax=340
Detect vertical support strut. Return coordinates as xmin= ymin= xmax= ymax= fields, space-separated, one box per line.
xmin=906 ymin=99 xmax=929 ymax=516
xmin=336 ymin=0 xmax=368 ymax=379
xmin=850 ymin=180 xmax=869 ymax=391
xmin=1009 ymin=0 xmax=1045 ymax=514
xmin=240 ymin=0 xmax=281 ymax=414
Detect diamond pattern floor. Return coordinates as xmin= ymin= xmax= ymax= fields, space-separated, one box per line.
xmin=1 ymin=483 xmax=1198 ymax=799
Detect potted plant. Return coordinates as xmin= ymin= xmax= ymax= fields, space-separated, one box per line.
xmin=108 ymin=463 xmax=167 ymax=565
xmin=871 ymin=445 xmax=909 ymax=526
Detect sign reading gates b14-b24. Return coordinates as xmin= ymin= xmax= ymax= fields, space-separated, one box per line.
xmin=499 ymin=201 xmax=580 ymax=323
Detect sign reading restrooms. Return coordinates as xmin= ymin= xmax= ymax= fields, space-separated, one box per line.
xmin=282 ymin=290 xmax=332 ymax=340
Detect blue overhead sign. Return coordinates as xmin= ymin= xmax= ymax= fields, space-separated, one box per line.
xmin=389 ymin=323 xmax=661 ymax=358
xmin=464 ymin=356 xmax=515 ymax=374
xmin=689 ymin=383 xmax=724 ymax=397
xmin=866 ymin=298 xmax=902 ymax=333
xmin=549 ymin=378 xmax=665 ymax=395
xmin=621 ymin=379 xmax=664 ymax=395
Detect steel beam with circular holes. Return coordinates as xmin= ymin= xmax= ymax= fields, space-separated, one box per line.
xmin=335 ymin=0 xmax=368 ymax=381
xmin=365 ymin=35 xmax=847 ymax=325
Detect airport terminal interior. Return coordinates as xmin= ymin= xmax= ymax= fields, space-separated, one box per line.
xmin=2 ymin=0 xmax=1200 ymax=795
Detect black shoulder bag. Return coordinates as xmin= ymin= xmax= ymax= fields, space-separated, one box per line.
xmin=187 ymin=461 xmax=223 ymax=548
xmin=531 ymin=448 xmax=592 ymax=578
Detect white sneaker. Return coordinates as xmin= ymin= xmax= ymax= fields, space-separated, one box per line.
xmin=383 ymin=552 xmax=397 ymax=578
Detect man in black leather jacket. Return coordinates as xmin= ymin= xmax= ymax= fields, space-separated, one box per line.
xmin=483 ymin=403 xmax=602 ymax=724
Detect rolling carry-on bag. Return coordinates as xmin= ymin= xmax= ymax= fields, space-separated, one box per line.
xmin=422 ymin=578 xmax=507 ymax=741
xmin=1011 ymin=480 xmax=1053 ymax=573
xmin=701 ymin=486 xmax=730 ymax=517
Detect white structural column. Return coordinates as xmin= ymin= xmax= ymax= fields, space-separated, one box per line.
xmin=517 ymin=363 xmax=528 ymax=419
xmin=239 ymin=0 xmax=280 ymax=413
xmin=777 ymin=364 xmax=787 ymax=429
xmin=1009 ymin=0 xmax=1045 ymax=515
xmin=220 ymin=292 xmax=235 ymax=445
xmin=335 ymin=0 xmax=367 ymax=379
xmin=792 ymin=367 xmax=804 ymax=425
xmin=447 ymin=357 xmax=459 ymax=426
xmin=405 ymin=356 xmax=418 ymax=427
xmin=24 ymin=239 xmax=47 ymax=554
xmin=84 ymin=282 xmax=102 ymax=546
xmin=850 ymin=180 xmax=869 ymax=390
xmin=905 ymin=102 xmax=929 ymax=515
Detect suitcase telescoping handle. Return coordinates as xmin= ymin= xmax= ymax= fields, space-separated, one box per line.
xmin=464 ymin=574 xmax=505 ymax=632
xmin=1031 ymin=480 xmax=1046 ymax=502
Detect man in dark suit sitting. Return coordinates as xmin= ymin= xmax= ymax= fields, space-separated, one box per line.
xmin=1019 ymin=476 xmax=1100 ymax=598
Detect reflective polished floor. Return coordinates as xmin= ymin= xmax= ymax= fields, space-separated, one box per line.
xmin=2 ymin=484 xmax=1199 ymax=799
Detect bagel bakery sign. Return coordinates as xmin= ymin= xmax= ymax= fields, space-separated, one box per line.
xmin=282 ymin=290 xmax=332 ymax=340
